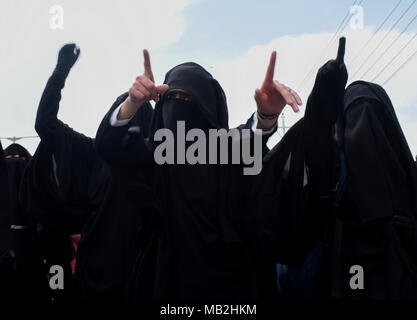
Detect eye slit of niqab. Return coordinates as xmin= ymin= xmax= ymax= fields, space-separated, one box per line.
xmin=351 ymin=97 xmax=379 ymax=107
xmin=5 ymin=154 xmax=26 ymax=160
xmin=166 ymin=89 xmax=194 ymax=103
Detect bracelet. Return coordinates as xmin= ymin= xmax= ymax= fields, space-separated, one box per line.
xmin=257 ymin=110 xmax=280 ymax=121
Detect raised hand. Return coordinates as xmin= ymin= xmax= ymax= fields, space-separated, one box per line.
xmin=127 ymin=49 xmax=169 ymax=107
xmin=56 ymin=43 xmax=80 ymax=72
xmin=305 ymin=37 xmax=348 ymax=126
xmin=118 ymin=49 xmax=169 ymax=120
xmin=254 ymin=51 xmax=302 ymax=116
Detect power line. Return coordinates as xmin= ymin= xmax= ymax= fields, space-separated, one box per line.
xmin=360 ymin=9 xmax=417 ymax=79
xmin=371 ymin=30 xmax=417 ymax=82
xmin=382 ymin=47 xmax=417 ymax=85
xmin=296 ymin=0 xmax=362 ymax=92
xmin=348 ymin=0 xmax=403 ymax=67
xmin=0 ymin=136 xmax=39 ymax=143
xmin=350 ymin=0 xmax=416 ymax=80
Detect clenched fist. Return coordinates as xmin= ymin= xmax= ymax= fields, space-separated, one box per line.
xmin=56 ymin=43 xmax=80 ymax=72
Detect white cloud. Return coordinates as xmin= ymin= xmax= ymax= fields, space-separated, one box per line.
xmin=0 ymin=0 xmax=194 ymax=152
xmin=211 ymin=28 xmax=417 ymax=155
xmin=1 ymin=5 xmax=416 ymax=159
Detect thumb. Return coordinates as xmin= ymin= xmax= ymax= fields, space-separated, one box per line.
xmin=156 ymin=84 xmax=169 ymax=94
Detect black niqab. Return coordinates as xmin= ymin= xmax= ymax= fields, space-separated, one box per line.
xmin=331 ymin=81 xmax=417 ymax=299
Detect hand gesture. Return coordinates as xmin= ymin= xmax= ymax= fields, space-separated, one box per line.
xmin=57 ymin=43 xmax=80 ymax=71
xmin=254 ymin=51 xmax=302 ymax=116
xmin=305 ymin=37 xmax=348 ymax=124
xmin=127 ymin=49 xmax=169 ymax=108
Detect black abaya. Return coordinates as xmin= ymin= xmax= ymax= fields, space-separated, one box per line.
xmin=19 ymin=44 xmax=154 ymax=300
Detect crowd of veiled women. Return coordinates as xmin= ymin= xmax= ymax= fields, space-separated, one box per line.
xmin=1 ymin=37 xmax=416 ymax=301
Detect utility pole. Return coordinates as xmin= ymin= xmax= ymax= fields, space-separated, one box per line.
xmin=276 ymin=112 xmax=291 ymax=137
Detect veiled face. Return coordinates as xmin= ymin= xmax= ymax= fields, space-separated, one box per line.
xmin=166 ymin=89 xmax=193 ymax=102
xmin=336 ymin=97 xmax=380 ymax=147
xmin=5 ymin=154 xmax=27 ymax=161
xmin=161 ymin=89 xmax=210 ymax=133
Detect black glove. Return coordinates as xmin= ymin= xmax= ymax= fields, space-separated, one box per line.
xmin=305 ymin=37 xmax=348 ymax=129
xmin=56 ymin=43 xmax=80 ymax=74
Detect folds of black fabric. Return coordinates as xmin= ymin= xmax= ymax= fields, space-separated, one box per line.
xmin=332 ymin=81 xmax=417 ymax=300
xmin=95 ymin=63 xmax=325 ymax=301
xmin=262 ymin=39 xmax=346 ymax=300
xmin=0 ymin=140 xmax=17 ymax=300
xmin=19 ymin=66 xmax=154 ymax=300
xmin=0 ymin=143 xmax=45 ymax=300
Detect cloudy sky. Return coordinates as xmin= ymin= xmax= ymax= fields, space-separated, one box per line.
xmin=1 ymin=0 xmax=416 ymax=156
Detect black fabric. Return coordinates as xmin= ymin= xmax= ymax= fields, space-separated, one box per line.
xmin=330 ymin=81 xmax=417 ymax=300
xmin=0 ymin=140 xmax=17 ymax=300
xmin=96 ymin=62 xmax=278 ymax=301
xmin=0 ymin=140 xmax=11 ymax=252
xmin=257 ymin=38 xmax=346 ymax=300
xmin=152 ymin=62 xmax=229 ymax=132
xmin=19 ymin=55 xmax=154 ymax=300
xmin=0 ymin=143 xmax=45 ymax=299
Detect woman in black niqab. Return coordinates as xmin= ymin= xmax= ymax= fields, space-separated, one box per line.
xmin=19 ymin=43 xmax=154 ymax=300
xmin=0 ymin=140 xmax=17 ymax=300
xmin=330 ymin=80 xmax=417 ymax=299
xmin=96 ymin=62 xmax=273 ymax=301
xmin=0 ymin=143 xmax=45 ymax=299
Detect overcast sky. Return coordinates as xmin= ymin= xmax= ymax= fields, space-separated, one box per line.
xmin=1 ymin=0 xmax=416 ymax=156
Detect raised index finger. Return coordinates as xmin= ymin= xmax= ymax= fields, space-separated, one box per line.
xmin=264 ymin=51 xmax=277 ymax=82
xmin=143 ymin=49 xmax=154 ymax=82
xmin=336 ymin=37 xmax=346 ymax=63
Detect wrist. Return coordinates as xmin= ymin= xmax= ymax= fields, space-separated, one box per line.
xmin=118 ymin=96 xmax=143 ymax=120
xmin=54 ymin=64 xmax=71 ymax=77
xmin=256 ymin=112 xmax=278 ymax=131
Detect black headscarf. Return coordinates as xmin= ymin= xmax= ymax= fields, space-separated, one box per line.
xmin=3 ymin=144 xmax=32 ymax=226
xmin=337 ymin=81 xmax=417 ymax=222
xmin=126 ymin=62 xmax=260 ymax=301
xmin=333 ymin=81 xmax=417 ymax=299
xmin=150 ymin=62 xmax=228 ymax=136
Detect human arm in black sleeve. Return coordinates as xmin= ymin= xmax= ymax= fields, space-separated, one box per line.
xmin=247 ymin=39 xmax=347 ymax=264
xmin=35 ymin=43 xmax=83 ymax=145
xmin=95 ymin=95 xmax=154 ymax=167
xmin=302 ymin=37 xmax=348 ymax=238
xmin=304 ymin=37 xmax=347 ymax=196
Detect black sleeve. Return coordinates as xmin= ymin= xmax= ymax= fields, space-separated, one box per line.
xmin=236 ymin=113 xmax=278 ymax=157
xmin=35 ymin=68 xmax=93 ymax=150
xmin=95 ymin=94 xmax=154 ymax=167
xmin=34 ymin=66 xmax=99 ymax=197
xmin=246 ymin=117 xmax=337 ymax=265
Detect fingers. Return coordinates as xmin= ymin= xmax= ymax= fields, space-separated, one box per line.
xmin=130 ymin=50 xmax=166 ymax=104
xmin=139 ymin=75 xmax=159 ymax=101
xmin=264 ymin=51 xmax=277 ymax=82
xmin=254 ymin=89 xmax=265 ymax=106
xmin=128 ymin=86 xmax=145 ymax=104
xmin=287 ymin=85 xmax=302 ymax=105
xmin=156 ymin=84 xmax=169 ymax=94
xmin=131 ymin=75 xmax=159 ymax=103
xmin=336 ymin=37 xmax=346 ymax=63
xmin=143 ymin=49 xmax=155 ymax=82
xmin=274 ymin=81 xmax=302 ymax=112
